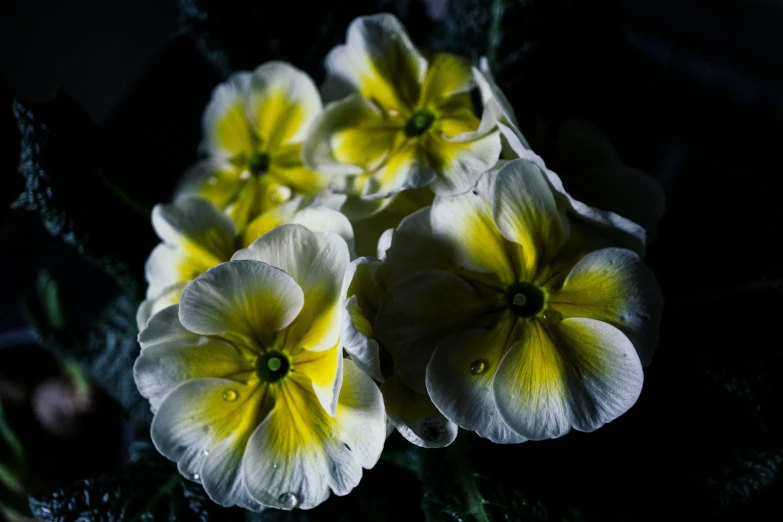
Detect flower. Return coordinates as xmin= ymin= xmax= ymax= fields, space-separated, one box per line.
xmin=134 ymin=225 xmax=386 ymax=510
xmin=176 ymin=62 xmax=328 ymax=232
xmin=376 ymin=158 xmax=663 ymax=442
xmin=475 ymin=58 xmax=663 ymax=247
xmin=302 ymin=13 xmax=501 ymax=200
xmin=342 ymin=256 xmax=457 ymax=448
xmin=137 ymin=197 xmax=354 ymax=330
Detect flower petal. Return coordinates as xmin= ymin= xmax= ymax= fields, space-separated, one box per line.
xmin=322 ymin=13 xmax=426 ymax=111
xmin=246 ymin=61 xmax=321 ymax=150
xmin=303 ymin=94 xmax=402 ymax=176
xmin=200 ymin=432 xmax=261 ymax=510
xmin=232 ymin=225 xmax=350 ymax=351
xmin=136 ymin=282 xmax=186 ymax=331
xmin=342 ymin=257 xmax=387 ymax=381
xmin=151 ymin=378 xmax=267 ymax=500
xmin=426 ymin=328 xmax=526 ymax=443
xmin=547 ymin=248 xmax=662 ymax=366
xmin=491 ymin=158 xmax=569 ymax=275
xmin=178 ymin=260 xmax=304 ymax=340
xmin=201 ymin=71 xmax=254 ymax=158
xmin=151 ymin=197 xmax=236 ymax=260
xmin=375 ymin=270 xmax=500 ymax=393
xmin=383 ymin=374 xmax=457 ymax=448
xmin=420 ymin=52 xmax=475 ymax=106
xmin=291 ymin=341 xmax=344 ymax=416
xmin=424 ymin=129 xmax=501 ymax=196
xmin=134 ymin=306 xmax=252 ymax=413
xmin=429 ymin=171 xmax=517 ymax=283
xmin=361 ymin=141 xmax=435 ymax=200
xmin=492 ymin=318 xmax=643 ymax=440
xmin=243 ymin=359 xmax=384 ymax=509
xmin=175 ymin=158 xmax=242 ymax=210
xmin=383 ymin=207 xmax=453 ymax=286
xmin=289 ymin=206 xmax=356 ymax=258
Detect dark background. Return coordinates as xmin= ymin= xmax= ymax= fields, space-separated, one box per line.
xmin=2 ymin=0 xmax=783 ymax=521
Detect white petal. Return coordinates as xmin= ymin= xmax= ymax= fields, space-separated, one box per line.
xmin=427 ymin=130 xmax=502 ymax=197
xmin=375 ymin=270 xmax=499 ymax=393
xmin=290 ymin=206 xmax=356 ymax=259
xmin=492 ymin=318 xmax=643 ymax=440
xmin=426 ymin=328 xmax=526 ymax=444
xmin=201 ymin=71 xmax=254 ymax=158
xmin=136 ymin=282 xmax=186 ymax=331
xmin=342 ymin=295 xmax=383 ymax=382
xmin=383 ymin=375 xmax=457 ymax=448
xmin=151 ymin=197 xmax=236 ymax=255
xmin=178 ymin=260 xmax=304 ymax=340
xmin=232 ymin=224 xmax=350 ymax=351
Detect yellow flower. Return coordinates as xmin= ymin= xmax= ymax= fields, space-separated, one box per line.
xmin=303 ymin=14 xmax=501 ymax=200
xmin=176 ymin=62 xmax=328 ymax=232
xmin=376 ymin=159 xmax=663 ymax=442
xmin=137 ymin=197 xmax=354 ymax=330
xmin=342 ymin=256 xmax=457 ymax=448
xmin=134 ymin=225 xmax=385 ymax=510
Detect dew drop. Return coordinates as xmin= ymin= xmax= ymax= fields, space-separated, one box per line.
xmin=193 ymin=473 xmax=200 ymax=480
xmin=207 ymin=176 xmax=218 ymax=186
xmin=273 ymin=463 xmax=279 ymax=469
xmin=469 ymin=360 xmax=486 ymax=375
xmin=222 ymin=390 xmax=238 ymax=402
xmin=277 ymin=492 xmax=299 ymax=509
xmin=201 ymin=449 xmax=210 ymax=457
xmin=239 ymin=170 xmax=252 ymax=181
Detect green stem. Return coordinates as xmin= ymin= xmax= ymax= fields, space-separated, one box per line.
xmin=450 ymin=434 xmax=490 ymax=522
xmin=129 ymin=474 xmax=180 ymax=522
xmin=97 ymin=172 xmax=150 ymax=220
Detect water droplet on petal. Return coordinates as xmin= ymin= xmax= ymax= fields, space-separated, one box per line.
xmin=543 ymin=310 xmax=563 ymax=323
xmin=278 ymin=492 xmax=299 ymax=509
xmin=239 ymin=170 xmax=252 ymax=181
xmin=201 ymin=450 xmax=210 ymax=457
xmin=222 ymin=390 xmax=238 ymax=402
xmin=469 ymin=360 xmax=486 ymax=375
xmin=207 ymin=176 xmax=218 ymax=186
xmin=193 ymin=473 xmax=200 ymax=480
xmin=273 ymin=463 xmax=279 ymax=469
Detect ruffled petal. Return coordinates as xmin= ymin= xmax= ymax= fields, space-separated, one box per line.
xmin=491 ymin=158 xmax=569 ymax=276
xmin=383 ymin=374 xmax=458 ymax=448
xmin=546 ymin=248 xmax=663 ymax=366
xmin=426 ymin=327 xmax=526 ymax=443
xmin=201 ymin=71 xmax=254 ymax=158
xmin=492 ymin=318 xmax=643 ymax=440
xmin=136 ymin=282 xmax=185 ymax=331
xmin=232 ymin=225 xmax=350 ymax=351
xmin=178 ymin=260 xmax=304 ymax=341
xmin=322 ymin=13 xmax=426 ymax=111
xmin=246 ymin=61 xmax=322 ymax=150
xmin=303 ymin=94 xmax=402 ymax=176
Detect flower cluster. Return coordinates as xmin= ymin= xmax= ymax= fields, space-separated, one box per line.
xmin=134 ymin=13 xmax=664 ymax=512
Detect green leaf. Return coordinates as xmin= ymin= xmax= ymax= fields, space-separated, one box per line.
xmin=29 ymin=442 xmax=247 ymax=522
xmin=13 ymin=92 xmax=156 ymax=293
xmin=30 ymin=293 xmax=151 ymax=427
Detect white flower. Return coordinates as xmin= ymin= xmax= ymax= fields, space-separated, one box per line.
xmin=134 ymin=225 xmax=385 ymax=510
xmin=341 ymin=256 xmax=458 ymax=448
xmin=376 ymin=158 xmax=663 ymax=442
xmin=137 ymin=196 xmax=354 ymax=330
xmin=176 ymin=62 xmax=327 ymax=232
xmin=302 ymin=13 xmax=501 ymax=200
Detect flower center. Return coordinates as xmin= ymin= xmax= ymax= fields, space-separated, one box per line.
xmin=255 ymin=351 xmax=290 ymax=383
xmin=506 ymin=282 xmax=545 ymax=317
xmin=404 ymin=109 xmax=435 ymax=137
xmin=248 ymin=152 xmax=271 ymax=176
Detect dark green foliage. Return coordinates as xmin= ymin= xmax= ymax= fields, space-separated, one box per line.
xmin=28 ymin=442 xmax=247 ymax=522
xmin=13 ymin=93 xmax=156 ymax=295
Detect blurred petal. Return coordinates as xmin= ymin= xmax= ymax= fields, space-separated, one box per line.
xmin=175 ymin=158 xmax=242 ymax=210
xmin=179 ymin=260 xmax=304 ymax=341
xmin=201 ymin=71 xmax=254 ymax=158
xmin=247 ymin=62 xmax=322 ymax=150
xmin=322 ymin=13 xmax=426 ymax=111
xmin=493 ymin=318 xmax=643 ymax=440
xmin=289 ymin=206 xmax=356 ymax=258
xmin=303 ymin=94 xmax=401 ymax=176
xmin=383 ymin=374 xmax=457 ymax=448
xmin=420 ymin=53 xmax=475 ymax=106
